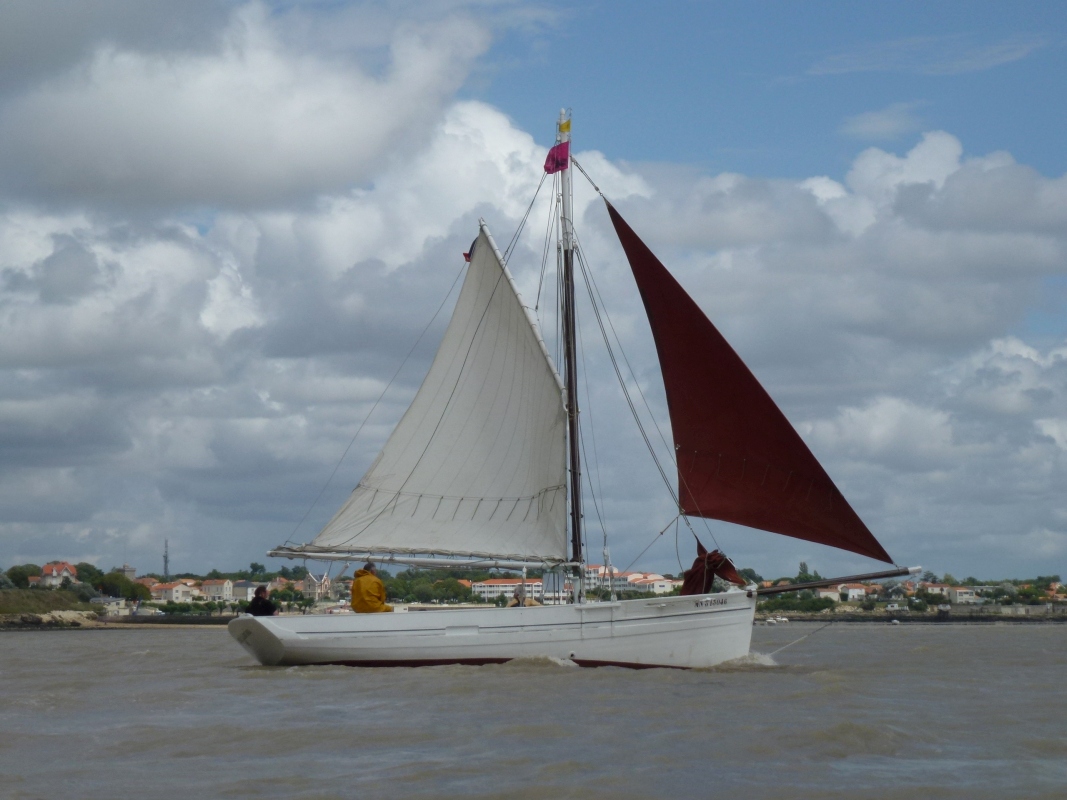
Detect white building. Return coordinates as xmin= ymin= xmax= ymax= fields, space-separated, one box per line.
xmin=231 ymin=581 xmax=259 ymax=602
xmin=470 ymin=578 xmax=544 ymax=602
xmin=91 ymin=596 xmax=129 ymax=616
xmin=303 ymin=573 xmax=332 ymax=602
xmin=920 ymin=583 xmax=951 ymax=596
xmin=40 ymin=562 xmax=79 ymax=587
xmin=200 ymin=579 xmax=233 ymax=601
xmin=584 ymin=564 xmax=608 ymax=590
xmin=841 ymin=584 xmax=867 ymax=601
xmin=628 ymin=577 xmax=676 ymax=595
xmin=151 ymin=582 xmax=186 ymax=603
xmin=948 ymin=587 xmax=978 ymax=604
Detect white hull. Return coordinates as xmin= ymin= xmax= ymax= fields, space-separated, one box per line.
xmin=228 ymin=591 xmax=756 ymax=669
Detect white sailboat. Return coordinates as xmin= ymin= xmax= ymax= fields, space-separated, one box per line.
xmin=230 ymin=112 xmax=912 ymax=668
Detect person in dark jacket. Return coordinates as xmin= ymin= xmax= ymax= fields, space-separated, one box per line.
xmin=247 ymin=585 xmax=279 ymax=616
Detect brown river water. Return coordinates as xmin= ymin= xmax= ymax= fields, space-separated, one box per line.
xmin=1 ymin=622 xmax=1064 ymax=799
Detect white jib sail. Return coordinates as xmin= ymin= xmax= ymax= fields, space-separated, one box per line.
xmin=305 ymin=223 xmax=568 ymax=563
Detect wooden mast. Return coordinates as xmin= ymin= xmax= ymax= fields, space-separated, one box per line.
xmin=558 ymin=109 xmax=583 ymax=589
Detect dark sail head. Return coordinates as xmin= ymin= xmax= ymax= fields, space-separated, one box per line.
xmin=606 ymin=201 xmax=892 ymax=564
xmin=679 ymin=541 xmax=746 ymax=595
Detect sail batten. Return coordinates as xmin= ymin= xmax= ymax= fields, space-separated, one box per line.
xmin=606 ymin=201 xmax=893 ymax=564
xmin=300 ymin=223 xmax=568 ymax=563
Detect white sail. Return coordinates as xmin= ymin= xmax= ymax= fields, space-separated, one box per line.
xmin=300 ymin=222 xmax=568 ymax=563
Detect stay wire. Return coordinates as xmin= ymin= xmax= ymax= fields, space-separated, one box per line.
xmin=574 ymin=236 xmax=698 ymax=571
xmin=332 ymin=174 xmax=552 ymax=551
xmin=574 ymin=243 xmax=677 ymax=508
xmin=574 ymin=230 xmax=674 ymax=461
xmin=768 ymin=621 xmax=835 ymax=657
xmin=336 ymin=267 xmax=511 ymax=546
xmin=570 ymin=173 xmax=724 ymax=555
xmin=502 ymin=172 xmax=548 ymax=264
xmin=674 ymin=516 xmax=683 ymax=573
xmin=534 ymin=176 xmax=561 ymax=310
xmin=284 ymin=260 xmax=468 ymax=546
xmin=574 ymin=299 xmax=611 ymax=564
xmin=620 ymin=514 xmax=680 ymax=575
xmin=570 ymin=156 xmax=602 ymax=198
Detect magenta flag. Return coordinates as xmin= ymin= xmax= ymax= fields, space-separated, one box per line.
xmin=544 ymin=141 xmax=570 ymax=174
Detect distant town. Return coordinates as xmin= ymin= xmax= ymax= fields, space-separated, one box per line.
xmin=1 ymin=558 xmax=1064 ymax=619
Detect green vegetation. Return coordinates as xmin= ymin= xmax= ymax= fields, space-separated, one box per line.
xmin=75 ymin=562 xmax=105 ymax=586
xmin=0 ymin=589 xmax=94 ymax=615
xmin=97 ymin=571 xmax=151 ymax=602
xmin=381 ymin=569 xmax=478 ymax=604
xmin=738 ymin=567 xmax=762 ymax=584
xmin=758 ymin=595 xmax=836 ymax=613
xmin=794 ymin=562 xmax=823 ymax=584
xmin=5 ymin=564 xmax=42 ymax=589
xmin=269 ymin=587 xmax=315 ymax=613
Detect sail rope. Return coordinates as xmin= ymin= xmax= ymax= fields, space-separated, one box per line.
xmin=768 ymin=620 xmax=835 ymax=656
xmin=573 ymin=244 xmax=677 ymax=506
xmin=502 ymin=172 xmax=548 ymax=265
xmin=282 ymin=261 xmax=468 ymax=546
xmin=570 ymin=156 xmax=602 ymax=198
xmin=332 ymin=267 xmax=513 ymax=547
xmin=674 ymin=516 xmax=684 ymax=573
xmin=570 ymin=164 xmax=725 ymax=555
xmin=576 ymin=238 xmax=723 ymax=563
xmin=574 ymin=302 xmax=612 ymax=572
xmin=534 ymin=178 xmax=559 ymax=310
xmin=573 ymin=235 xmax=676 ymax=463
xmin=619 ymin=514 xmax=680 ymax=574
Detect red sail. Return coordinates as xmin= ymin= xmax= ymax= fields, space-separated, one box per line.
xmin=606 ymin=201 xmax=892 ymax=563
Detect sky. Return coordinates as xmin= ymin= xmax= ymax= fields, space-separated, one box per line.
xmin=1 ymin=0 xmax=1065 ymax=582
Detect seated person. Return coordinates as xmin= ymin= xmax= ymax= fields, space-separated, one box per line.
xmin=506 ymin=586 xmax=542 ymax=607
xmin=247 ymin=585 xmax=279 ymax=616
xmin=350 ymin=563 xmax=394 ymax=613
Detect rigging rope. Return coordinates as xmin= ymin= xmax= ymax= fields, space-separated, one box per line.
xmin=570 ymin=156 xmax=602 ymax=198
xmin=574 ymin=231 xmax=675 ymax=460
xmin=575 ymin=313 xmax=611 ymax=567
xmin=502 ymin=172 xmax=548 ymax=265
xmin=768 ymin=620 xmax=835 ymax=656
xmin=620 ymin=514 xmax=680 ymax=575
xmin=534 ymin=174 xmax=561 ymax=310
xmin=574 ymin=243 xmax=678 ymax=508
xmin=569 ymin=168 xmax=724 ymax=554
xmin=337 ymin=267 xmax=512 ymax=544
xmin=330 ymin=179 xmax=557 ymax=552
xmin=284 ymin=261 xmax=468 ymax=546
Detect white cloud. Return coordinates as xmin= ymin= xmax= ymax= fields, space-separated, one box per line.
xmin=847 ymin=131 xmax=963 ymax=206
xmin=1036 ymin=419 xmax=1067 ymax=450
xmin=840 ymin=102 xmax=925 ymax=140
xmin=803 ymin=397 xmax=962 ymax=472
xmin=809 ymin=34 xmax=1046 ymax=76
xmin=0 ymin=2 xmax=489 ymax=209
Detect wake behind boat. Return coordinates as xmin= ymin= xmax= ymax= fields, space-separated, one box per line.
xmin=230 ymin=111 xmax=911 ymax=669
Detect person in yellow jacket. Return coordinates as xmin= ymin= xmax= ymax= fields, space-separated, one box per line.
xmin=350 ymin=563 xmax=393 ymax=613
